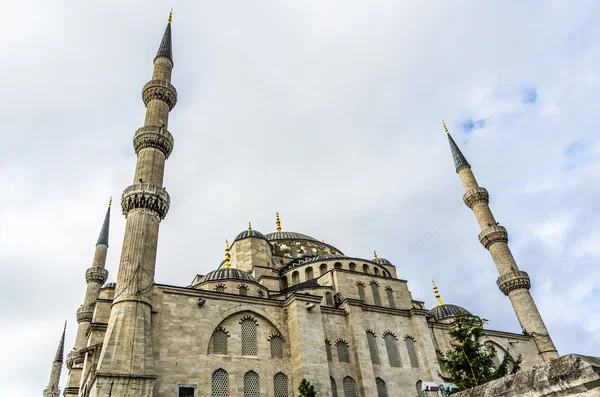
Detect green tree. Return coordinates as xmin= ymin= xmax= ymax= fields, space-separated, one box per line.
xmin=438 ymin=314 xmax=522 ymax=392
xmin=298 ymin=379 xmax=317 ymax=397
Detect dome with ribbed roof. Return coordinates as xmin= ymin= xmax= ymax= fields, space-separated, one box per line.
xmin=373 ymin=257 xmax=393 ymax=266
xmin=428 ymin=304 xmax=471 ymax=321
xmin=102 ymin=282 xmax=116 ymax=289
xmin=234 ymin=229 xmax=266 ymax=241
xmin=199 ymin=268 xmax=256 ymax=283
xmin=265 ymin=231 xmax=319 ymax=242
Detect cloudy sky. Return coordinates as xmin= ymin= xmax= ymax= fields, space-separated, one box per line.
xmin=1 ymin=1 xmax=599 ymax=394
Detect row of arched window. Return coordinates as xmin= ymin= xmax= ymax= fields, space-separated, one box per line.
xmin=366 ymin=331 xmax=420 ymax=368
xmin=211 ymin=369 xmax=289 ymax=397
xmin=282 ymin=262 xmax=391 ymax=289
xmin=211 ymin=318 xmax=285 ymax=358
xmin=356 ymin=281 xmax=395 ymax=308
xmin=214 ymin=284 xmax=266 ymax=298
xmin=325 ymin=339 xmax=351 ymax=363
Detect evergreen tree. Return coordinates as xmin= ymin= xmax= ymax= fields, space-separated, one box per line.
xmin=438 ymin=314 xmax=522 ymax=392
xmin=298 ymin=378 xmax=317 ymax=397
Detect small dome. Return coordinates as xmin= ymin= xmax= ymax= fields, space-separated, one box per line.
xmin=428 ymin=304 xmax=471 ymax=321
xmin=102 ymin=282 xmax=116 ymax=289
xmin=199 ymin=268 xmax=256 ymax=283
xmin=234 ymin=229 xmax=266 ymax=241
xmin=265 ymin=231 xmax=319 ymax=242
xmin=373 ymin=257 xmax=393 ymax=266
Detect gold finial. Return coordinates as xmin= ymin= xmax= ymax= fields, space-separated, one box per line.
xmin=224 ymin=239 xmax=231 ymax=269
xmin=248 ymin=222 xmax=252 ymax=231
xmin=168 ymin=10 xmax=173 ymax=23
xmin=373 ymin=250 xmax=378 ymax=260
xmin=432 ymin=280 xmax=444 ymax=306
xmin=276 ymin=212 xmax=282 ymax=233
xmin=108 ymin=196 xmax=113 ymax=207
xmin=443 ymin=120 xmax=449 ymax=134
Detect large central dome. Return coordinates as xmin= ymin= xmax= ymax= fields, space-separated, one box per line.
xmin=264 ymin=231 xmax=319 ymax=242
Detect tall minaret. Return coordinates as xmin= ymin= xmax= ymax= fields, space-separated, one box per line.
xmin=93 ymin=13 xmax=176 ymax=395
xmin=444 ymin=123 xmax=558 ymax=361
xmin=43 ymin=323 xmax=66 ymax=397
xmin=63 ymin=199 xmax=111 ymax=396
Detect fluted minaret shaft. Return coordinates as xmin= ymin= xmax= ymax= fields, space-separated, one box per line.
xmin=43 ymin=323 xmax=66 ymax=397
xmin=447 ymin=131 xmax=558 ymax=361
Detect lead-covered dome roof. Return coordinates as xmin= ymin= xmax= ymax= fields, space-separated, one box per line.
xmin=373 ymin=257 xmax=393 ymax=266
xmin=428 ymin=304 xmax=471 ymax=320
xmin=265 ymin=231 xmax=319 ymax=242
xmin=199 ymin=268 xmax=256 ymax=283
xmin=234 ymin=229 xmax=266 ymax=241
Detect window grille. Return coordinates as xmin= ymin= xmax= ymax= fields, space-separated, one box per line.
xmin=367 ymin=331 xmax=380 ymax=364
xmin=376 ymin=378 xmax=387 ymax=397
xmin=342 ymin=377 xmax=357 ymax=397
xmin=244 ymin=371 xmax=260 ymax=397
xmin=386 ymin=289 xmax=395 ymax=308
xmin=239 ymin=286 xmax=248 ymax=296
xmin=371 ymin=283 xmax=382 ymax=306
xmin=212 ymin=369 xmax=229 ymax=397
xmin=178 ymin=386 xmax=195 ymax=397
xmin=241 ymin=319 xmax=258 ymax=356
xmin=337 ymin=341 xmax=350 ymax=363
xmin=305 ymin=267 xmax=314 ymax=280
xmin=405 ymin=337 xmax=419 ymax=368
xmin=216 ymin=285 xmax=225 ymax=293
xmin=384 ymin=333 xmax=401 ymax=367
xmin=212 ymin=330 xmax=228 ymax=355
xmin=325 ymin=340 xmax=332 ymax=362
xmin=274 ymin=373 xmax=289 ymax=397
xmin=270 ymin=336 xmax=284 ymax=358
xmin=325 ymin=292 xmax=334 ymax=306
xmin=330 ymin=377 xmax=338 ymax=397
xmin=416 ymin=381 xmax=425 ymax=397
xmin=357 ymin=284 xmax=365 ymax=302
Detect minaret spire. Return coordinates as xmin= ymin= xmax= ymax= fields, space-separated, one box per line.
xmin=444 ymin=122 xmax=558 ymax=361
xmin=155 ymin=11 xmax=173 ymax=63
xmin=432 ymin=280 xmax=444 ymax=306
xmin=96 ymin=197 xmax=111 ymax=246
xmin=43 ymin=323 xmax=67 ymax=397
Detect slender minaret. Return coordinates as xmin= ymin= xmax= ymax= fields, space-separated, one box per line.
xmin=444 ymin=122 xmax=558 ymax=361
xmin=43 ymin=322 xmax=66 ymax=397
xmin=63 ymin=199 xmax=111 ymax=396
xmin=93 ymin=12 xmax=176 ymax=395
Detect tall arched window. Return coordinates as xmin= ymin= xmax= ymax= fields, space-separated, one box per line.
xmin=274 ymin=373 xmax=289 ymax=397
xmin=270 ymin=335 xmax=284 ymax=358
xmin=281 ymin=276 xmax=288 ymax=290
xmin=416 ymin=381 xmax=425 ymax=397
xmin=342 ymin=377 xmax=357 ymax=397
xmin=244 ymin=371 xmax=259 ymax=397
xmin=384 ymin=333 xmax=401 ymax=367
xmin=370 ymin=282 xmax=382 ymax=306
xmin=305 ymin=267 xmax=314 ymax=280
xmin=336 ymin=340 xmax=350 ymax=363
xmin=349 ymin=262 xmax=356 ymax=272
xmin=374 ymin=267 xmax=380 ymax=276
xmin=334 ymin=262 xmax=342 ymax=269
xmin=376 ymin=378 xmax=388 ymax=397
xmin=405 ymin=336 xmax=419 ymax=368
xmin=325 ymin=292 xmax=334 ymax=306
xmin=367 ymin=331 xmax=380 ymax=364
xmin=215 ymin=285 xmax=225 ymax=293
xmin=362 ymin=264 xmax=369 ymax=273
xmin=212 ymin=369 xmax=229 ymax=397
xmin=239 ymin=285 xmax=248 ymax=296
xmin=212 ymin=328 xmax=228 ymax=355
xmin=241 ymin=318 xmax=257 ymax=356
xmin=330 ymin=377 xmax=338 ymax=397
xmin=356 ymin=282 xmax=366 ymax=302
xmin=319 ymin=264 xmax=328 ymax=275
xmin=325 ymin=339 xmax=332 ymax=362
xmin=292 ymin=271 xmax=299 ymax=285
xmin=385 ymin=287 xmax=395 ymax=308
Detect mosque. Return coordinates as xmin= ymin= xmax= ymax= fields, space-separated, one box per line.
xmin=43 ymin=13 xmax=559 ymax=397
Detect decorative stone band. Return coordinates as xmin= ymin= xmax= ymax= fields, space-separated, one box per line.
xmin=497 ymin=270 xmax=531 ymax=295
xmin=85 ymin=267 xmax=109 ymax=284
xmin=478 ymin=225 xmax=508 ymax=249
xmin=121 ymin=183 xmax=170 ymax=220
xmin=76 ymin=306 xmax=94 ymax=323
xmin=463 ymin=187 xmax=490 ymax=209
xmin=133 ymin=125 xmax=175 ymax=158
xmin=142 ymin=79 xmax=178 ymax=110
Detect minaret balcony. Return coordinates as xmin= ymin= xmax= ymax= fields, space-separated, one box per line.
xmin=85 ymin=267 xmax=109 ymax=284
xmin=76 ymin=306 xmax=94 ymax=323
xmin=463 ymin=187 xmax=489 ymax=209
xmin=121 ymin=183 xmax=170 ymax=220
xmin=497 ymin=271 xmax=531 ymax=295
xmin=142 ymin=79 xmax=178 ymax=110
xmin=478 ymin=225 xmax=508 ymax=249
xmin=133 ymin=125 xmax=174 ymax=158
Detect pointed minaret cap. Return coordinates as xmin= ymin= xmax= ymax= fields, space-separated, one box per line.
xmin=432 ymin=280 xmax=444 ymax=306
xmin=54 ymin=321 xmax=66 ymax=363
xmin=96 ymin=197 xmax=112 ymax=247
xmin=155 ymin=11 xmax=173 ymax=63
xmin=444 ymin=121 xmax=471 ymax=173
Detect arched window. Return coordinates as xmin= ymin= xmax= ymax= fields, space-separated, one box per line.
xmin=405 ymin=336 xmax=419 ymax=368
xmin=239 ymin=285 xmax=248 ymax=296
xmin=244 ymin=371 xmax=259 ymax=397
xmin=356 ymin=282 xmax=366 ymax=302
xmin=212 ymin=369 xmax=229 ymax=397
xmin=325 ymin=292 xmax=334 ymax=306
xmin=212 ymin=329 xmax=228 ymax=355
xmin=274 ymin=373 xmax=289 ymax=397
xmin=385 ymin=288 xmax=395 ymax=308
xmin=349 ymin=262 xmax=356 ymax=272
xmin=319 ymin=264 xmax=328 ymax=275
xmin=325 ymin=339 xmax=332 ymax=362
xmin=342 ymin=377 xmax=357 ymax=397
xmin=370 ymin=282 xmax=382 ymax=306
xmin=241 ymin=318 xmax=257 ymax=356
xmin=334 ymin=262 xmax=342 ymax=269
xmin=215 ymin=285 xmax=225 ymax=293
xmin=330 ymin=377 xmax=338 ymax=397
xmin=305 ymin=267 xmax=314 ymax=280
xmin=270 ymin=335 xmax=284 ymax=358
xmin=376 ymin=378 xmax=388 ymax=397
xmin=374 ymin=267 xmax=380 ymax=276
xmin=281 ymin=276 xmax=288 ymax=290
xmin=292 ymin=271 xmax=299 ymax=285
xmin=363 ymin=264 xmax=369 ymax=273
xmin=384 ymin=333 xmax=401 ymax=367
xmin=416 ymin=381 xmax=425 ymax=397
xmin=367 ymin=331 xmax=380 ymax=364
xmin=336 ymin=340 xmax=350 ymax=363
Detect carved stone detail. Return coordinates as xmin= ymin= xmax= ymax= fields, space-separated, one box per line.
xmin=478 ymin=225 xmax=508 ymax=249
xmin=85 ymin=267 xmax=109 ymax=284
xmin=142 ymin=79 xmax=177 ymax=110
xmin=76 ymin=306 xmax=94 ymax=323
xmin=463 ymin=187 xmax=489 ymax=209
xmin=497 ymin=271 xmax=531 ymax=295
xmin=121 ymin=183 xmax=170 ymax=220
xmin=133 ymin=125 xmax=175 ymax=158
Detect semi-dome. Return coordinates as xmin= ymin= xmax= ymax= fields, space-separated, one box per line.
xmin=199 ymin=268 xmax=256 ymax=283
xmin=428 ymin=304 xmax=471 ymax=321
xmin=234 ymin=229 xmax=266 ymax=242
xmin=102 ymin=282 xmax=116 ymax=289
xmin=373 ymin=257 xmax=393 ymax=266
xmin=265 ymin=231 xmax=319 ymax=242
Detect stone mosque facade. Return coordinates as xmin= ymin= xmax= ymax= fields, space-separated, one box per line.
xmin=43 ymin=14 xmax=562 ymax=397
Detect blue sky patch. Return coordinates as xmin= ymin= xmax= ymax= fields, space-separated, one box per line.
xmin=523 ymin=88 xmax=538 ymax=104
xmin=564 ymin=140 xmax=589 ymax=157
xmin=461 ymin=118 xmax=486 ymax=133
